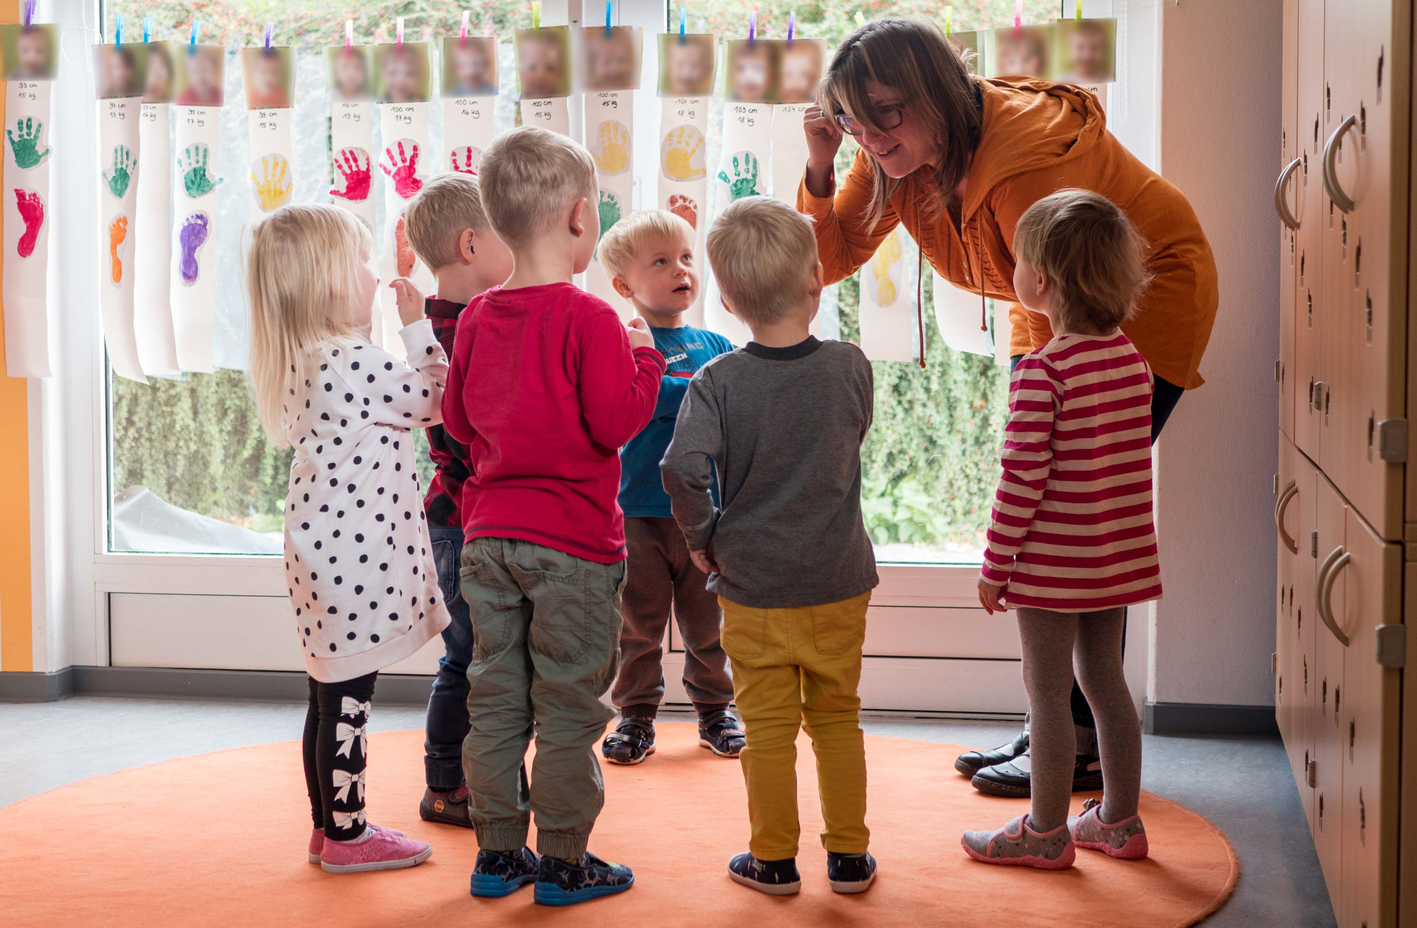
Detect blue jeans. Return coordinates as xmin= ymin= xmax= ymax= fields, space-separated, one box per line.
xmin=424 ymin=522 xmax=475 ymax=790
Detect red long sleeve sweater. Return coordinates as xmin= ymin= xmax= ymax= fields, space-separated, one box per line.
xmin=442 ymin=283 xmax=665 ymax=563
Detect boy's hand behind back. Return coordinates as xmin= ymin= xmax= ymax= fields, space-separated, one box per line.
xmin=689 ymin=548 xmax=719 ymax=576
xmin=625 ymin=316 xmax=655 ymax=351
xmin=390 ymin=278 xmax=425 ymax=327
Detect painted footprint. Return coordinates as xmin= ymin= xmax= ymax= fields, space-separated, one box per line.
xmin=250 ymin=153 xmax=294 ymax=212
xmin=109 ymin=215 xmax=128 ymax=285
xmin=394 ymin=213 xmax=415 ymax=277
xmin=596 ymin=190 xmax=622 ymax=255
xmin=868 ymin=228 xmax=902 ymax=306
xmin=14 ymin=188 xmax=43 ymax=258
xmin=661 ymin=125 xmax=706 ymax=181
xmin=717 ymin=151 xmax=761 ymax=201
xmin=592 ymin=120 xmax=630 ymax=176
xmin=178 ymin=212 xmax=210 ymax=286
xmin=668 ymin=194 xmax=698 ymax=230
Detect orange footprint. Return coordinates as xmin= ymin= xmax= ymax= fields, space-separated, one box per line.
xmin=394 ymin=213 xmax=415 ymax=277
xmin=109 ymin=215 xmax=128 ymax=285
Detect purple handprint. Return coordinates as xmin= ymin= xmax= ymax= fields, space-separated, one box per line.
xmin=178 ymin=211 xmax=210 ymax=286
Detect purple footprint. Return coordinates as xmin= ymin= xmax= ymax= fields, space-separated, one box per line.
xmin=179 ymin=212 xmax=210 ymax=286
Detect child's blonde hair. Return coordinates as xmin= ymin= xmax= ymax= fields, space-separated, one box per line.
xmin=596 ymin=209 xmax=694 ymax=280
xmin=706 ymin=197 xmax=818 ymax=326
xmin=404 ymin=172 xmax=491 ymax=270
xmin=1013 ymin=189 xmax=1151 ymax=332
xmin=247 ymin=204 xmax=373 ymax=447
xmin=478 ymin=127 xmax=596 ymax=245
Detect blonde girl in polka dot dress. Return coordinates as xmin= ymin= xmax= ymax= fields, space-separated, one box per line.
xmin=248 ymin=204 xmax=450 ymax=874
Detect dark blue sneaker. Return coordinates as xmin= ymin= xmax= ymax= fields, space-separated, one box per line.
xmin=826 ymin=851 xmax=877 ymax=894
xmin=601 ymin=717 xmax=656 ymax=765
xmin=469 ymin=846 xmax=540 ymax=898
xmin=727 ymin=852 xmax=801 ymax=896
xmin=533 ymin=852 xmax=634 ymax=906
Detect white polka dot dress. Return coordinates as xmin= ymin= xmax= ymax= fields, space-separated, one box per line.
xmin=284 ymin=321 xmax=452 ymax=684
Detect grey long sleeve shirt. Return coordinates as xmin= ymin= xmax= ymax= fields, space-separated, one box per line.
xmin=660 ymin=336 xmax=878 ymax=609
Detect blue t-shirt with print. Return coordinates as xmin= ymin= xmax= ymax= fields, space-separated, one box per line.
xmin=620 ymin=324 xmax=734 ymax=518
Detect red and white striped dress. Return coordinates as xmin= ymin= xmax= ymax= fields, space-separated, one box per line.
xmin=981 ymin=332 xmax=1162 ymax=612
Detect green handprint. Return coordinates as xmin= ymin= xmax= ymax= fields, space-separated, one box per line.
xmin=717 ymin=151 xmax=761 ymax=201
xmin=178 ymin=144 xmax=222 ymax=199
xmin=103 ymin=145 xmax=135 ymax=199
xmin=7 ymin=117 xmax=49 ymax=169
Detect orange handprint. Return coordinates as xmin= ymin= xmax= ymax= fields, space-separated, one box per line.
xmin=394 ymin=213 xmax=416 ymax=277
xmin=668 ymin=194 xmax=698 ymax=230
xmin=109 ymin=215 xmax=128 ymax=285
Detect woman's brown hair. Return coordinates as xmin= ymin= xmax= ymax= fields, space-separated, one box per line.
xmin=817 ymin=17 xmax=982 ymax=230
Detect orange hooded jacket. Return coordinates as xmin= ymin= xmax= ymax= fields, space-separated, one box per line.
xmin=798 ymin=77 xmax=1219 ymax=389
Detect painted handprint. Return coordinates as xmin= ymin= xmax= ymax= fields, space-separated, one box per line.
xmin=178 ymin=212 xmax=210 ymax=286
xmin=450 ymin=146 xmax=482 ymax=175
xmin=717 ymin=152 xmax=761 ymax=201
xmin=7 ymin=118 xmax=50 ymax=169
xmin=394 ymin=213 xmax=416 ymax=277
xmin=668 ymin=193 xmax=698 ymax=230
xmin=109 ymin=215 xmax=128 ymax=285
xmin=178 ymin=144 xmax=222 ymax=199
xmin=13 ymin=189 xmax=43 ymax=258
xmin=591 ymin=121 xmax=630 ymax=176
xmin=250 ymin=153 xmax=294 ymax=212
xmin=661 ymin=125 xmax=705 ymax=181
xmin=380 ymin=140 xmax=423 ymax=199
xmin=868 ymin=229 xmax=903 ymax=306
xmin=103 ymin=145 xmax=136 ymax=199
xmin=329 ymin=148 xmax=372 ymax=202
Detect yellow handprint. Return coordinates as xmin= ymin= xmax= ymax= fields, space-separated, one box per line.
xmin=250 ymin=153 xmax=294 ymax=212
xmin=592 ymin=120 xmax=630 ymax=176
xmin=868 ymin=229 xmax=902 ymax=306
xmin=661 ymin=125 xmax=706 ymax=181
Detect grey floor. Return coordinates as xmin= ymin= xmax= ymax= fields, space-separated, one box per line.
xmin=0 ymin=697 xmax=1334 ymax=927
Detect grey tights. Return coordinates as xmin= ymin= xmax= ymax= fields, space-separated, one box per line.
xmin=1016 ymin=607 xmax=1140 ymax=832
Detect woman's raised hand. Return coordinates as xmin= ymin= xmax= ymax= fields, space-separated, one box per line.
xmin=803 ymin=103 xmax=844 ymax=169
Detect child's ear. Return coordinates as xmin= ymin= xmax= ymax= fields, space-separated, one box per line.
xmin=721 ymin=297 xmax=736 ymax=318
xmin=807 ymin=261 xmax=825 ymax=299
xmin=611 ymin=275 xmax=635 ymax=300
xmin=569 ymin=197 xmax=589 ymax=237
xmin=460 ymin=228 xmax=477 ymax=264
xmin=1034 ymin=268 xmax=1051 ymax=295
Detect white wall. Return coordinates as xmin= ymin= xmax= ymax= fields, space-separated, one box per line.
xmin=1149 ymin=0 xmax=1282 ymax=707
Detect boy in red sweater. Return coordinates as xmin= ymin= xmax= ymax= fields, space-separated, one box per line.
xmin=443 ymin=127 xmax=664 ymax=906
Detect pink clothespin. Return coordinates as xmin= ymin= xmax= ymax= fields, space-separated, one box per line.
xmin=396 ymin=17 xmax=404 ymax=46
xmin=345 ymin=20 xmax=354 ymax=51
xmin=460 ymin=10 xmax=470 ymax=45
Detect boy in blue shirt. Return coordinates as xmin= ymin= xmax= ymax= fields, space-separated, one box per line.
xmin=595 ymin=210 xmax=744 ymax=764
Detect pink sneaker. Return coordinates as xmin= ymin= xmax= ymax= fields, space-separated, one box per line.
xmin=961 ymin=814 xmax=1076 ymax=870
xmin=308 ymin=828 xmax=325 ymax=864
xmin=320 ymin=824 xmax=433 ymax=874
xmin=1069 ymin=797 xmax=1149 ymax=860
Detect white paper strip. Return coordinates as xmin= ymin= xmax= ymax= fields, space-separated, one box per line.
xmin=247 ymin=107 xmax=294 ymax=216
xmin=770 ymin=103 xmax=811 ymax=203
xmin=329 ymin=99 xmax=376 ymax=232
xmin=858 ymin=226 xmax=916 ymax=362
xmin=932 ymin=271 xmax=994 ymax=358
xmin=2 ymin=81 xmax=53 ymax=377
xmin=519 ymin=96 xmax=570 ymax=136
xmin=586 ymin=90 xmax=634 ymax=319
xmin=377 ymin=102 xmax=434 ymax=357
xmin=171 ymin=104 xmax=222 ymax=373
xmin=97 ymin=97 xmax=146 ymax=382
xmin=657 ymin=96 xmax=709 ymax=326
xmin=442 ymin=94 xmax=495 ymax=177
xmin=133 ymin=103 xmax=180 ymax=377
xmin=704 ymin=102 xmax=771 ymax=346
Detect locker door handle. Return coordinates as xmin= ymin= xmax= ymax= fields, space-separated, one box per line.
xmin=1274 ymin=480 xmax=1299 ymax=554
xmin=1322 ymin=114 xmax=1358 ymax=213
xmin=1316 ymin=546 xmax=1352 ymax=647
xmin=1274 ymin=156 xmax=1302 ymax=230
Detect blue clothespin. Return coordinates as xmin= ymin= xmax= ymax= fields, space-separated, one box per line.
xmin=115 ymin=14 xmax=123 ymax=47
xmin=189 ymin=19 xmax=201 ymax=56
xmin=605 ymin=1 xmax=613 ymax=35
xmin=143 ymin=16 xmax=151 ymax=44
xmin=679 ymin=6 xmax=687 ymax=42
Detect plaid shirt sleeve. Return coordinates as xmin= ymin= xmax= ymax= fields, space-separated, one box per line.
xmin=423 ymin=304 xmax=473 ymax=528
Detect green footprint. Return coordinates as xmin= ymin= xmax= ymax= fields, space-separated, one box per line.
xmin=178 ymin=144 xmax=222 ymax=199
xmin=596 ymin=190 xmax=622 ymax=255
xmin=103 ymin=144 xmax=136 ymax=199
xmin=717 ymin=152 xmax=760 ymax=201
xmin=7 ymin=117 xmax=49 ymax=169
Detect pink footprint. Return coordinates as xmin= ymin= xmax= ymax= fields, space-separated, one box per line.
xmin=14 ymin=188 xmax=43 ymax=258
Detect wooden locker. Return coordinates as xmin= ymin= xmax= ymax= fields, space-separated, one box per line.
xmin=1278 ymin=0 xmax=1300 ymax=439
xmin=1333 ymin=508 xmax=1401 ymax=928
xmin=1293 ymin=0 xmax=1326 ymax=462
xmin=1276 ymin=433 xmax=1300 ymax=772
xmin=1399 ymin=561 xmax=1417 ymax=928
xmin=1313 ymin=473 xmax=1346 ymax=909
xmin=1295 ymin=448 xmax=1321 ymax=829
xmin=1319 ymin=0 xmax=1354 ymax=500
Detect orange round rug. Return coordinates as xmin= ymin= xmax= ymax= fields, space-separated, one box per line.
xmin=0 ymin=724 xmax=1236 ymax=927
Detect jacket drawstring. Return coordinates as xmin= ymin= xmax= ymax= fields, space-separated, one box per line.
xmin=916 ymin=248 xmax=926 ymax=369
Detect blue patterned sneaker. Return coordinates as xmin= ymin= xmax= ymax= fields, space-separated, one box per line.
xmin=698 ymin=709 xmax=747 ymax=758
xmin=533 ymin=852 xmax=634 ymax=906
xmin=601 ymin=717 xmax=656 ymax=765
xmin=826 ymin=851 xmax=877 ymax=894
xmin=469 ymin=846 xmax=540 ymax=898
xmin=727 ymin=852 xmax=801 ymax=896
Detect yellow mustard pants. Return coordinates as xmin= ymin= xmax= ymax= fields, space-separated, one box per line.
xmin=718 ymin=591 xmax=872 ymax=861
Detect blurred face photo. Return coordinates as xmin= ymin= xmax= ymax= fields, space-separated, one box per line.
xmin=726 ymin=40 xmax=777 ymax=103
xmin=1061 ymin=20 xmax=1114 ymax=83
xmin=3 ymin=24 xmax=56 ymax=80
xmin=995 ymin=26 xmax=1050 ymax=78
xmin=380 ymin=44 xmax=429 ymax=103
xmin=584 ymin=26 xmax=640 ymax=91
xmin=95 ymin=44 xmax=144 ymax=98
xmin=144 ymin=43 xmax=174 ymax=102
xmin=515 ymin=28 xmax=570 ymax=98
xmin=778 ymin=39 xmax=823 ymax=104
xmin=329 ymin=47 xmax=371 ymax=100
xmin=660 ymin=34 xmax=714 ymax=96
xmin=243 ymin=48 xmax=291 ymax=108
xmin=443 ymin=37 xmax=496 ymax=96
xmin=175 ymin=46 xmax=224 ymax=106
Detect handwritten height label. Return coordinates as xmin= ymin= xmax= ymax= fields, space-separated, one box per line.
xmin=386 ymin=103 xmax=416 ymax=127
xmin=334 ymin=100 xmax=366 ymax=125
xmin=253 ymin=108 xmax=283 ymax=133
xmin=729 ymin=103 xmax=760 ymax=129
xmin=178 ymin=105 xmax=210 ymax=130
xmin=519 ymin=97 xmax=569 ymax=136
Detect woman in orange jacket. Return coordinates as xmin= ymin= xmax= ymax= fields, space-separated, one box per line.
xmin=798 ymin=17 xmax=1218 ymax=798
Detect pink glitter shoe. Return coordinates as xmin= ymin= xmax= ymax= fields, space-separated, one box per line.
xmin=308 ymin=828 xmax=325 ymax=864
xmin=961 ymin=814 xmax=1076 ymax=870
xmin=320 ymin=823 xmax=432 ymax=874
xmin=1069 ymin=798 xmax=1149 ymax=860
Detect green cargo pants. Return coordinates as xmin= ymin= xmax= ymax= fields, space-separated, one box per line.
xmin=459 ymin=536 xmax=626 ymax=859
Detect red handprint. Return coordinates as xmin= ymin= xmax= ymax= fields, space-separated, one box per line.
xmin=394 ymin=213 xmax=416 ymax=277
xmin=330 ymin=147 xmax=372 ymax=202
xmin=668 ymin=194 xmax=699 ymax=230
xmin=14 ymin=188 xmax=44 ymax=258
xmin=450 ymin=145 xmax=482 ymax=175
xmin=380 ymin=140 xmax=423 ymax=199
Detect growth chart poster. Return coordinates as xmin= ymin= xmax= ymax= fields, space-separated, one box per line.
xmin=2 ymin=80 xmax=52 ymax=378
xmin=377 ymin=101 xmax=433 ymax=356
xmin=586 ymin=89 xmax=634 ymax=319
xmin=97 ymin=96 xmax=146 ymax=382
xmin=657 ymin=96 xmax=708 ymax=326
xmin=171 ymin=103 xmax=222 ymax=372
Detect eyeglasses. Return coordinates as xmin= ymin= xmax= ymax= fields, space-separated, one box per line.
xmin=834 ymin=103 xmax=905 ymax=136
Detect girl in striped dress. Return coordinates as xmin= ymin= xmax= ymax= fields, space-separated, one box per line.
xmin=962 ymin=190 xmax=1160 ymax=871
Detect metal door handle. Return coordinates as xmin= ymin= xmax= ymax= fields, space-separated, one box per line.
xmin=1274 ymin=157 xmax=1301 ymax=229
xmin=1274 ymin=480 xmax=1299 ymax=554
xmin=1316 ymin=546 xmax=1352 ymax=646
xmin=1322 ymin=114 xmax=1358 ymax=213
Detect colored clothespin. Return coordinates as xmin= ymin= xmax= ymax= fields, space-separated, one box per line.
xmin=143 ymin=15 xmax=151 ymax=43
xmin=264 ymin=21 xmax=273 ymax=50
xmin=115 ymin=14 xmax=123 ymax=47
xmin=1014 ymin=0 xmax=1023 ymax=34
xmin=679 ymin=6 xmax=687 ymax=41
xmin=23 ymin=0 xmax=34 ymax=30
xmin=189 ymin=19 xmax=201 ymax=55
xmin=532 ymin=2 xmax=541 ymax=30
xmin=854 ymin=11 xmax=866 ymax=28
xmin=945 ymin=6 xmax=953 ymax=38
xmin=459 ymin=10 xmax=470 ymax=44
xmin=1076 ymin=2 xmax=1084 ymax=21
xmin=345 ymin=20 xmax=354 ymax=50
xmin=396 ymin=17 xmax=404 ymax=45
xmin=748 ymin=11 xmax=756 ymax=42
xmin=787 ymin=11 xmax=795 ymax=43
xmin=605 ymin=1 xmax=614 ymax=35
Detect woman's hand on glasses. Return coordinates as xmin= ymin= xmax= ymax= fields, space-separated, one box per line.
xmin=803 ymin=103 xmax=844 ymax=175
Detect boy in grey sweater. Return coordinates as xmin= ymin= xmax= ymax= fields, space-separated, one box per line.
xmin=660 ymin=197 xmax=879 ymax=897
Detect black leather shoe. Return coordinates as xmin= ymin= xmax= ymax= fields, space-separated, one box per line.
xmin=953 ymin=730 xmax=1030 ymax=778
xmin=970 ymin=752 xmax=1105 ymax=798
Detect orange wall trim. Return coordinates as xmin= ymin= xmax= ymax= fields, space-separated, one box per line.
xmin=0 ymin=0 xmax=33 ymax=672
